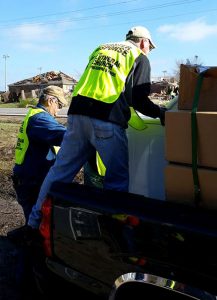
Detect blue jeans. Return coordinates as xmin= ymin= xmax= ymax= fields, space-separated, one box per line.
xmin=12 ymin=177 xmax=41 ymax=224
xmin=28 ymin=115 xmax=129 ymax=228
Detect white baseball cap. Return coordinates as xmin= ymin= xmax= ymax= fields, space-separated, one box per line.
xmin=126 ymin=26 xmax=156 ymax=50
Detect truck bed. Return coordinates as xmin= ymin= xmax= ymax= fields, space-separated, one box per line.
xmin=40 ymin=182 xmax=217 ymax=298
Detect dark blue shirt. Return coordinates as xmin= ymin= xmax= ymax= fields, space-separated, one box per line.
xmin=13 ymin=103 xmax=66 ymax=183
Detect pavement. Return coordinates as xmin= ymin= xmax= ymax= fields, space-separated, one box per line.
xmin=0 ymin=107 xmax=68 ymax=117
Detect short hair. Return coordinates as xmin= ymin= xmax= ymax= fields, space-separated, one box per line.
xmin=39 ymin=93 xmax=49 ymax=105
xmin=126 ymin=36 xmax=141 ymax=43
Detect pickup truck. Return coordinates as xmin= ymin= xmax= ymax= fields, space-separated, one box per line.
xmin=31 ymin=98 xmax=217 ymax=300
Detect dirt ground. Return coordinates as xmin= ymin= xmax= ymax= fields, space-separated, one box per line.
xmin=0 ymin=116 xmax=25 ymax=300
xmin=0 ymin=117 xmax=24 ymax=235
xmin=0 ymin=116 xmax=82 ymax=300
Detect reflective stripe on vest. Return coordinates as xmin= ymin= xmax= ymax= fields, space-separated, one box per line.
xmin=15 ymin=108 xmax=44 ymax=165
xmin=73 ymin=41 xmax=143 ymax=103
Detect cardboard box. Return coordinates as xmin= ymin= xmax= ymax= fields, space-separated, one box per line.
xmin=178 ymin=64 xmax=217 ymax=111
xmin=165 ymin=164 xmax=217 ymax=210
xmin=165 ymin=110 xmax=217 ymax=168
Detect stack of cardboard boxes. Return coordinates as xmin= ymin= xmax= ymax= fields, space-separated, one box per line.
xmin=165 ymin=64 xmax=217 ymax=209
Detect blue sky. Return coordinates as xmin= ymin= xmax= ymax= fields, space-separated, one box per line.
xmin=0 ymin=0 xmax=217 ymax=91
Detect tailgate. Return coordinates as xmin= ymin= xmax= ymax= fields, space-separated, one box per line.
xmin=46 ymin=182 xmax=217 ymax=295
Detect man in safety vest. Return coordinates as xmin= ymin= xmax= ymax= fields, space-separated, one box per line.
xmin=28 ymin=25 xmax=167 ymax=230
xmin=12 ymin=85 xmax=67 ymax=223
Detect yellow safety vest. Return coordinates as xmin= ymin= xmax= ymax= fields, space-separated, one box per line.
xmin=73 ymin=41 xmax=143 ymax=103
xmin=15 ymin=108 xmax=44 ymax=165
xmin=96 ymin=152 xmax=106 ymax=176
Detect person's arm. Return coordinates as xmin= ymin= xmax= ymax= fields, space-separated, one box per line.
xmin=27 ymin=112 xmax=66 ymax=146
xmin=131 ymin=54 xmax=161 ymax=119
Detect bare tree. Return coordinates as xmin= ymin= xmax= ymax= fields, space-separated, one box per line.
xmin=173 ymin=59 xmax=185 ymax=81
xmin=173 ymin=56 xmax=203 ymax=81
xmin=187 ymin=55 xmax=203 ymax=66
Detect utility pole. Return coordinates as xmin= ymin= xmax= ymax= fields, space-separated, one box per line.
xmin=38 ymin=67 xmax=42 ymax=76
xmin=3 ymin=54 xmax=9 ymax=91
xmin=162 ymin=70 xmax=167 ymax=80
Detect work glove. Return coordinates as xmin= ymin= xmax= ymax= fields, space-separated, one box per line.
xmin=159 ymin=106 xmax=167 ymax=126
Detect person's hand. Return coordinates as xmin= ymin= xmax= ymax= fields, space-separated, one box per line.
xmin=159 ymin=106 xmax=167 ymax=126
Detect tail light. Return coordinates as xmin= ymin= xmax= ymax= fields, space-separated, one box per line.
xmin=39 ymin=196 xmax=52 ymax=257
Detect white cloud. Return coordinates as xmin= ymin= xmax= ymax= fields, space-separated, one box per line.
xmin=19 ymin=42 xmax=56 ymax=52
xmin=6 ymin=23 xmax=57 ymax=41
xmin=2 ymin=21 xmax=73 ymax=52
xmin=158 ymin=19 xmax=217 ymax=41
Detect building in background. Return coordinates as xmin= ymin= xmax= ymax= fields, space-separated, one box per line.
xmin=2 ymin=71 xmax=77 ymax=102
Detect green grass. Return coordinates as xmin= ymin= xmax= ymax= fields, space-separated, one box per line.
xmin=0 ymin=102 xmax=19 ymax=108
xmin=0 ymin=98 xmax=38 ymax=108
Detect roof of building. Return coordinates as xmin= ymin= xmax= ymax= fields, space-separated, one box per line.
xmin=9 ymin=71 xmax=77 ymax=87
